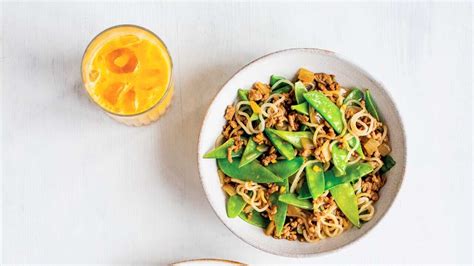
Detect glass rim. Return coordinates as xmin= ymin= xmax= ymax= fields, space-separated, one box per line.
xmin=81 ymin=24 xmax=174 ymax=118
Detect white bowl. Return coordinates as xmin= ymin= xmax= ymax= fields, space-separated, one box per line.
xmin=197 ymin=48 xmax=406 ymax=257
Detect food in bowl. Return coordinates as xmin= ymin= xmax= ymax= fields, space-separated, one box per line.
xmin=203 ymin=68 xmax=396 ymax=242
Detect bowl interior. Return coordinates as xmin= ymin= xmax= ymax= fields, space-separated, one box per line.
xmin=198 ymin=48 xmax=406 ymax=257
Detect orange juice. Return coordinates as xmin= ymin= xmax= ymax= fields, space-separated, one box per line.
xmin=82 ymin=25 xmax=173 ymax=126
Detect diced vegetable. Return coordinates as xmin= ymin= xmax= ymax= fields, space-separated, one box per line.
xmin=297 ymin=68 xmax=314 ymax=83
xmin=380 ymin=155 xmax=396 ymax=174
xmin=222 ymin=184 xmax=236 ymax=196
xmin=378 ymin=143 xmax=391 ymax=156
xmin=249 ymin=101 xmax=261 ymax=114
xmin=363 ymin=138 xmax=379 ymax=156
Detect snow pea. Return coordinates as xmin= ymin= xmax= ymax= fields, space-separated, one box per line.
xmin=239 ymin=210 xmax=269 ymax=228
xmin=238 ymin=89 xmax=249 ymax=101
xmin=273 ymin=85 xmax=292 ymax=94
xmin=203 ymin=138 xmax=243 ymax=159
xmin=330 ymin=183 xmax=360 ymax=227
xmin=297 ymin=180 xmax=312 ymax=199
xmin=380 ymin=155 xmax=396 ymax=174
xmin=365 ymin=90 xmax=380 ymax=120
xmin=226 ymin=194 xmax=246 ymax=218
xmin=270 ymin=193 xmax=288 ymax=236
xmin=217 ymin=158 xmax=283 ymax=183
xmin=239 ymin=139 xmax=265 ymax=168
xmin=278 ymin=193 xmax=313 ymax=210
xmin=294 ymin=81 xmax=308 ymax=104
xmin=306 ymin=162 xmax=325 ymax=199
xmin=270 ymin=75 xmax=285 ymax=87
xmin=331 ymin=144 xmax=348 ymax=177
xmin=324 ymin=162 xmax=373 ymax=190
xmin=290 ymin=102 xmax=309 ymax=115
xmin=264 ymin=129 xmax=296 ymax=160
xmin=304 ymin=91 xmax=344 ymax=134
xmin=348 ymin=136 xmax=365 ymax=159
xmin=267 ymin=157 xmax=304 ymax=179
xmin=343 ymin=88 xmax=364 ymax=104
xmin=265 ymin=128 xmax=312 ymax=149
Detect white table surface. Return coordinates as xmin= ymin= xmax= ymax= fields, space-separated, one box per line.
xmin=1 ymin=1 xmax=472 ymax=264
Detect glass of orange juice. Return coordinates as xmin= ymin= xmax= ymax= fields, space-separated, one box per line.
xmin=82 ymin=25 xmax=173 ymax=126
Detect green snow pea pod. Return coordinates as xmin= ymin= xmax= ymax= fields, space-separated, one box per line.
xmin=330 ymin=183 xmax=360 ymax=227
xmin=226 ymin=194 xmax=246 ymax=218
xmin=264 ymin=129 xmax=296 ymax=160
xmin=304 ymin=91 xmax=344 ymax=134
xmin=278 ymin=193 xmax=313 ymax=210
xmin=267 ymin=157 xmax=304 ymax=179
xmin=348 ymin=136 xmax=365 ymax=158
xmin=306 ymin=162 xmax=325 ymax=199
xmin=239 ymin=139 xmax=265 ymax=168
xmin=290 ymin=102 xmax=309 ymax=115
xmin=270 ymin=193 xmax=288 ymax=236
xmin=365 ymin=90 xmax=380 ymax=120
xmin=294 ymin=81 xmax=308 ymax=104
xmin=270 ymin=75 xmax=285 ymax=87
xmin=297 ymin=180 xmax=312 ymax=199
xmin=324 ymin=163 xmax=373 ymax=190
xmin=273 ymin=85 xmax=292 ymax=94
xmin=203 ymin=138 xmax=243 ymax=159
xmin=238 ymin=89 xmax=249 ymax=101
xmin=343 ymin=88 xmax=364 ymax=104
xmin=331 ymin=144 xmax=348 ymax=177
xmin=265 ymin=128 xmax=312 ymax=149
xmin=239 ymin=210 xmax=269 ymax=228
xmin=380 ymin=155 xmax=396 ymax=174
xmin=217 ymin=158 xmax=283 ymax=183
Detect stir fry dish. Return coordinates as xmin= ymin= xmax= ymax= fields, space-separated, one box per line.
xmin=203 ymin=68 xmax=396 ymax=242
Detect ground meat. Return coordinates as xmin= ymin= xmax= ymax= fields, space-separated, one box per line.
xmin=361 ymin=174 xmax=385 ymax=202
xmin=253 ymin=132 xmax=268 ymax=145
xmin=288 ymin=113 xmax=299 ymax=131
xmin=262 ymin=146 xmax=278 ymax=166
xmin=249 ymin=82 xmax=271 ymax=102
xmin=224 ymin=105 xmax=235 ymax=120
xmin=296 ymin=114 xmax=309 ymax=124
xmin=314 ymin=73 xmax=340 ymax=91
